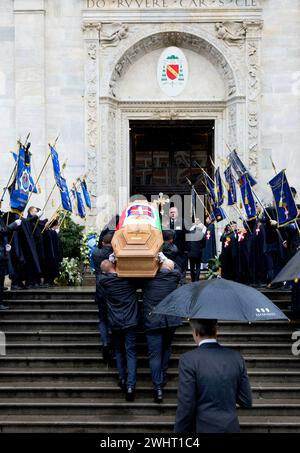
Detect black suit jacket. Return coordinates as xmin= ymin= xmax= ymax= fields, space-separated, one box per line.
xmin=174 ymin=343 xmax=252 ymax=433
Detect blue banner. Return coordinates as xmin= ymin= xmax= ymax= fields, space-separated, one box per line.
xmin=215 ymin=167 xmax=224 ymax=207
xmin=224 ymin=166 xmax=237 ymax=206
xmin=81 ymin=179 xmax=92 ymax=209
xmin=50 ymin=146 xmax=61 ymax=184
xmin=12 ymin=151 xmax=37 ymax=193
xmin=57 ymin=176 xmax=72 ymax=212
xmin=9 ymin=145 xmax=32 ymax=213
xmin=228 ymin=150 xmax=257 ymax=187
xmin=76 ymin=190 xmax=86 ymax=218
xmin=269 ymin=170 xmax=298 ymax=227
xmin=203 ymin=173 xmax=216 ymax=205
xmin=239 ymin=174 xmax=256 ymax=220
xmin=211 ymin=204 xmax=226 ymax=223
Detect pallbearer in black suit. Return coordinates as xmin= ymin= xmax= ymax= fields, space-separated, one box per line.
xmin=142 ymin=259 xmax=181 ymax=403
xmin=175 ymin=319 xmax=252 ymax=433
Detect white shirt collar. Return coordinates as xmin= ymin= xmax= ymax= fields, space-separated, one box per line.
xmin=198 ymin=339 xmax=218 ymax=347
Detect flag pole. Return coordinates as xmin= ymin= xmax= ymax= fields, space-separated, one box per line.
xmin=185 ymin=177 xmax=210 ymax=218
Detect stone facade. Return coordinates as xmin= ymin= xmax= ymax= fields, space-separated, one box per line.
xmin=0 ymin=0 xmax=299 ymax=228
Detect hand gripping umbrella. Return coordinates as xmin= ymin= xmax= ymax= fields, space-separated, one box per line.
xmin=153 ymin=278 xmax=288 ymax=322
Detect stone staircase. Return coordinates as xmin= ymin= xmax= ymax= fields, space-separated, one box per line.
xmin=0 ymin=287 xmax=300 ymax=433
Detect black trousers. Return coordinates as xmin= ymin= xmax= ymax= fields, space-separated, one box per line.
xmin=189 ymin=258 xmax=201 ymax=282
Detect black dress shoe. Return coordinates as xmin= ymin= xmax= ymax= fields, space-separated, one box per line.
xmin=154 ymin=388 xmax=163 ymax=404
xmin=125 ymin=387 xmax=135 ymax=402
xmin=0 ymin=304 xmax=9 ymax=311
xmin=118 ymin=379 xmax=126 ymax=392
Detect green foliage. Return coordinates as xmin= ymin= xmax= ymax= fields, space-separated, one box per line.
xmin=206 ymin=255 xmax=222 ymax=280
xmin=59 ymin=211 xmax=85 ymax=259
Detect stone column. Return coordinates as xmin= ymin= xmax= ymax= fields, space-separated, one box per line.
xmin=14 ymin=0 xmax=46 ymax=206
xmin=245 ymin=20 xmax=263 ymax=179
xmin=82 ymin=22 xmax=101 ymax=228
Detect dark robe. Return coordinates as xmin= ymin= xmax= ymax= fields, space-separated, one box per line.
xmin=202 ymin=223 xmax=217 ymax=264
xmin=221 ymin=230 xmax=238 ymax=281
xmin=43 ymin=229 xmax=62 ymax=284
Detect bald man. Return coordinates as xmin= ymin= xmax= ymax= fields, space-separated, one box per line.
xmin=142 ymin=259 xmax=182 ymax=403
xmin=96 ymin=260 xmax=139 ymax=402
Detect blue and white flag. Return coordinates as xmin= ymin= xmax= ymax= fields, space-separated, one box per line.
xmin=224 ymin=166 xmax=237 ymax=206
xmin=81 ymin=179 xmax=92 ymax=209
xmin=203 ymin=173 xmax=216 ymax=205
xmin=75 ymin=189 xmax=86 ymax=219
xmin=12 ymin=151 xmax=37 ymax=194
xmin=50 ymin=145 xmax=61 ymax=184
xmin=9 ymin=145 xmax=33 ymax=213
xmin=269 ymin=170 xmax=298 ymax=227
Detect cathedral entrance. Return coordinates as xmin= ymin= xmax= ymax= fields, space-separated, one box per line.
xmin=130 ymin=120 xmax=215 ymax=203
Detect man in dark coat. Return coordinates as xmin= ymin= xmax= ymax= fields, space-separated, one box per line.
xmin=0 ymin=214 xmax=21 ymax=309
xmin=43 ymin=219 xmax=63 ymax=286
xmin=27 ymin=206 xmax=47 ymax=287
xmin=187 ymin=220 xmax=206 ymax=282
xmin=220 ymin=223 xmax=238 ymax=281
xmin=92 ymin=233 xmax=114 ymax=279
xmin=168 ymin=207 xmax=189 ymax=279
xmin=142 ymin=259 xmax=181 ymax=403
xmin=96 ymin=260 xmax=139 ymax=401
xmin=162 ymin=230 xmax=179 ymax=263
xmin=174 ymin=319 xmax=252 ymax=433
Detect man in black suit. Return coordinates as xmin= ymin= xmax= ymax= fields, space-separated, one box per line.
xmin=96 ymin=260 xmax=139 ymax=402
xmin=174 ymin=319 xmax=252 ymax=433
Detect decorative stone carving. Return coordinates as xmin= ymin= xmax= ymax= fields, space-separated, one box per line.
xmin=215 ymin=22 xmax=246 ymax=46
xmin=83 ymin=22 xmax=101 ymax=225
xmin=109 ymin=31 xmax=237 ymax=99
xmin=100 ymin=23 xmax=129 ymax=48
xmin=245 ymin=20 xmax=263 ymax=178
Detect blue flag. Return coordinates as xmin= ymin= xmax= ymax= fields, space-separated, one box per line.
xmin=50 ymin=146 xmax=61 ymax=184
xmin=12 ymin=152 xmax=37 ymax=193
xmin=9 ymin=145 xmax=33 ymax=213
xmin=75 ymin=190 xmax=86 ymax=218
xmin=239 ymin=174 xmax=256 ymax=220
xmin=215 ymin=168 xmax=224 ymax=207
xmin=87 ymin=234 xmax=97 ymax=272
xmin=203 ymin=173 xmax=216 ymax=205
xmin=81 ymin=179 xmax=92 ymax=209
xmin=211 ymin=204 xmax=226 ymax=223
xmin=228 ymin=150 xmax=257 ymax=187
xmin=224 ymin=166 xmax=237 ymax=206
xmin=269 ymin=170 xmax=298 ymax=227
xmin=57 ymin=176 xmax=72 ymax=212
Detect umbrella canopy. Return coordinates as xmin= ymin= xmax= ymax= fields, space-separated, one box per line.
xmin=271 ymin=249 xmax=300 ymax=284
xmin=153 ymin=278 xmax=288 ymax=322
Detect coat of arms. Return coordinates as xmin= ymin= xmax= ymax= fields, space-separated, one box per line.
xmin=157 ymin=47 xmax=188 ymax=97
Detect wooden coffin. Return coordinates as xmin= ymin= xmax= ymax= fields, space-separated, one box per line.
xmin=111 ymin=223 xmax=163 ymax=278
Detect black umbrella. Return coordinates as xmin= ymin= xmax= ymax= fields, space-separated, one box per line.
xmin=271 ymin=249 xmax=300 ymax=284
xmin=153 ymin=278 xmax=288 ymax=322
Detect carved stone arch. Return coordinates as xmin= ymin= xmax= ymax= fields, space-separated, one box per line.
xmin=104 ymin=27 xmax=244 ymax=100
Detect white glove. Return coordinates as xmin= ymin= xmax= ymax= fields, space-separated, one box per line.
xmin=37 ymin=210 xmax=44 ymax=219
xmin=5 ymin=244 xmax=11 ymax=252
xmin=158 ymin=252 xmax=167 ymax=263
xmin=109 ymin=253 xmax=116 ymax=263
xmin=14 ymin=219 xmax=22 ymax=226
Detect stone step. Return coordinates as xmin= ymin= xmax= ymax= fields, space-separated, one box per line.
xmin=3 ymin=330 xmax=295 ymax=344
xmin=0 ymin=414 xmax=298 ymax=433
xmin=0 ymin=398 xmax=299 ymax=417
xmin=1 ymin=342 xmax=296 ymax=356
xmin=0 ymin=384 xmax=300 ymax=400
xmin=0 ymin=355 xmax=299 ymax=369
xmin=1 ymin=319 xmax=297 ymax=332
xmin=0 ymin=369 xmax=299 ymax=384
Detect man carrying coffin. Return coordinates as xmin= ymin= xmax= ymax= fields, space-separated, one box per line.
xmin=142 ymin=258 xmax=181 ymax=403
xmin=96 ymin=260 xmax=139 ymax=402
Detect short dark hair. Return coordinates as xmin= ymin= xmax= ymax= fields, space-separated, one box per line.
xmin=190 ymin=319 xmax=217 ymax=337
xmin=103 ymin=232 xmax=113 ymax=245
xmin=163 ymin=229 xmax=175 ymax=242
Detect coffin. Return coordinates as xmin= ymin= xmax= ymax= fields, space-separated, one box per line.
xmin=111 ymin=202 xmax=163 ymax=277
